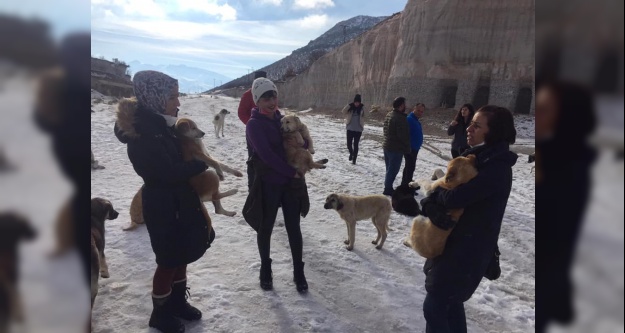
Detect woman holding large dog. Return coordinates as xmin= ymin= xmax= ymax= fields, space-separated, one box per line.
xmin=243 ymin=77 xmax=310 ymax=293
xmin=114 ymin=70 xmax=213 ymax=333
xmin=447 ymin=103 xmax=475 ymax=158
xmin=419 ymin=105 xmax=517 ymax=332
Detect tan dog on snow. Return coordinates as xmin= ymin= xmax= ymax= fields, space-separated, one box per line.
xmin=324 ymin=193 xmax=391 ymax=251
xmin=124 ymin=117 xmax=242 ymax=231
xmin=280 ymin=114 xmax=327 ymax=176
xmin=404 ymin=155 xmax=478 ymax=259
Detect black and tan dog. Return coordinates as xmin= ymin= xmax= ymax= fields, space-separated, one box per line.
xmin=0 ymin=212 xmax=36 ymax=331
xmin=90 ymin=198 xmax=118 ymax=309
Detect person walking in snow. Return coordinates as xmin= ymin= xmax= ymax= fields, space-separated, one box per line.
xmin=382 ymin=97 xmax=411 ymax=196
xmin=400 ymin=103 xmax=424 ymax=186
xmin=419 ymin=105 xmax=517 ymax=332
xmin=341 ymin=94 xmax=367 ymax=164
xmin=243 ymin=77 xmax=310 ymax=293
xmin=114 ymin=70 xmax=212 ymax=333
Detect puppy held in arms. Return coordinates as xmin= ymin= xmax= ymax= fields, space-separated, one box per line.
xmin=124 ymin=117 xmax=243 ymax=231
xmin=404 ymin=155 xmax=478 ymax=259
xmin=280 ymin=114 xmax=328 ymax=176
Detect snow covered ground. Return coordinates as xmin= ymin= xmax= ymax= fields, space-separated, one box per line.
xmin=89 ymin=94 xmax=536 ymax=333
xmin=2 ymin=78 xmax=621 ymax=333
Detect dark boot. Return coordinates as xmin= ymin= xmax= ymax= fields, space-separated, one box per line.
xmin=349 ymin=154 xmax=353 ymax=161
xmin=171 ymin=279 xmax=202 ymax=321
xmin=260 ymin=259 xmax=273 ymax=290
xmin=149 ymin=293 xmax=185 ymax=333
xmin=352 ymin=154 xmax=357 ymax=165
xmin=293 ymin=262 xmax=308 ymax=293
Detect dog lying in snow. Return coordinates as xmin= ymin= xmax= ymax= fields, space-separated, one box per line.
xmin=280 ymin=114 xmax=327 ymax=176
xmin=124 ymin=117 xmax=242 ymax=231
xmin=213 ymin=109 xmax=230 ymax=138
xmin=404 ymin=155 xmax=478 ymax=258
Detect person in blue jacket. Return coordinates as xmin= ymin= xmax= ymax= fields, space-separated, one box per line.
xmin=401 ymin=103 xmax=425 ymax=186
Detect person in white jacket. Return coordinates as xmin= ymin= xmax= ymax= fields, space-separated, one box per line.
xmin=341 ymin=94 xmax=367 ymax=164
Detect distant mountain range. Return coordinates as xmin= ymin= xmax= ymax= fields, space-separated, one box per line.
xmin=128 ymin=61 xmax=232 ymax=94
xmin=208 ymin=15 xmax=388 ymax=92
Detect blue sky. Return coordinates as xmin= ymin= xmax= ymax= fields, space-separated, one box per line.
xmin=89 ymin=0 xmax=408 ymax=79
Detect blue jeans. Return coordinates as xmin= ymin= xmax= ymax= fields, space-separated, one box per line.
xmin=423 ymin=293 xmax=467 ymax=333
xmin=383 ymin=150 xmax=404 ymax=191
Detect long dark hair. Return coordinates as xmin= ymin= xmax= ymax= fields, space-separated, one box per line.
xmin=454 ymin=103 xmax=475 ymax=125
xmin=476 ymin=105 xmax=517 ymax=145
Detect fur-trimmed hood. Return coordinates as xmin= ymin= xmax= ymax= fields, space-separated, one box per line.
xmin=114 ymin=97 xmax=167 ymax=144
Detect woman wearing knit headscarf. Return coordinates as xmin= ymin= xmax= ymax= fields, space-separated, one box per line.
xmin=114 ymin=71 xmax=212 ymax=333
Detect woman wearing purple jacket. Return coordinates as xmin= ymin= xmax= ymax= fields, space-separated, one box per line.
xmin=243 ymin=78 xmax=309 ymax=293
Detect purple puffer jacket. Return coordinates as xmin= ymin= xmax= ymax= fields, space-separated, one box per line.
xmin=246 ymin=108 xmax=297 ymax=185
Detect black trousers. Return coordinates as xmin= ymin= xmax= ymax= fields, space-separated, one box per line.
xmin=423 ymin=293 xmax=467 ymax=333
xmin=401 ymin=149 xmax=418 ymax=186
xmin=346 ymin=130 xmax=362 ymax=158
xmin=257 ymin=181 xmax=303 ymax=264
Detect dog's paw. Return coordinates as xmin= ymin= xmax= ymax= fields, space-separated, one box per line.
xmin=218 ymin=173 xmax=225 ymax=181
xmin=375 ymin=244 xmax=383 ymax=250
xmin=371 ymin=240 xmax=378 ymax=245
xmin=402 ymin=238 xmax=412 ymax=248
xmin=345 ymin=245 xmax=354 ymax=251
xmin=309 ymin=148 xmax=315 ymax=154
xmin=233 ymin=170 xmax=244 ymax=177
xmin=100 ymin=271 xmax=110 ymax=278
xmin=343 ymin=240 xmax=349 ymax=245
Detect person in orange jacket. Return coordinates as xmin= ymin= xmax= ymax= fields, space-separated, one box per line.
xmin=238 ymin=70 xmax=267 ymax=188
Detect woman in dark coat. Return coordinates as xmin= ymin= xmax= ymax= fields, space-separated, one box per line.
xmin=420 ymin=105 xmax=518 ymax=332
xmin=447 ymin=103 xmax=475 ymax=158
xmin=114 ymin=70 xmax=213 ymax=333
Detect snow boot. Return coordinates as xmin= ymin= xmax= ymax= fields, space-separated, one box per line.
xmin=149 ymin=292 xmax=185 ymax=333
xmin=293 ymin=262 xmax=308 ymax=293
xmin=260 ymin=259 xmax=273 ymax=290
xmin=171 ymin=279 xmax=202 ymax=321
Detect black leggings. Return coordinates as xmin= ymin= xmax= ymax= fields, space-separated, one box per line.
xmin=346 ymin=130 xmax=362 ymax=158
xmin=257 ymin=182 xmax=303 ymax=264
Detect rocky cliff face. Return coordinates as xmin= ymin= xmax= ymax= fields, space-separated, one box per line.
xmin=277 ymin=0 xmax=535 ymax=114
xmin=210 ymin=15 xmax=388 ymax=91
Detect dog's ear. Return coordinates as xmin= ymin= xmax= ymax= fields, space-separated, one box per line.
xmin=176 ymin=120 xmax=190 ymax=132
xmin=91 ymin=198 xmax=107 ymax=220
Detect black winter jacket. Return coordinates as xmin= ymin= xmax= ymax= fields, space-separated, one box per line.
xmin=423 ymin=142 xmax=517 ymax=301
xmin=114 ymin=98 xmax=213 ymax=268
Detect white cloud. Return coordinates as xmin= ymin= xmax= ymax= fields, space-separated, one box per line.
xmin=297 ymin=14 xmax=329 ymax=29
xmin=175 ymin=0 xmax=237 ymax=21
xmin=254 ymin=0 xmax=283 ymax=5
xmin=91 ymin=0 xmax=167 ymax=18
xmin=293 ymin=0 xmax=335 ymax=10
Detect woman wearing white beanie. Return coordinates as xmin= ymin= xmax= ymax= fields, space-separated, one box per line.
xmin=243 ymin=77 xmax=310 ymax=293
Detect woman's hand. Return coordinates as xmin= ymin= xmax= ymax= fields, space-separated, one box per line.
xmin=451 ymin=120 xmax=458 ymax=126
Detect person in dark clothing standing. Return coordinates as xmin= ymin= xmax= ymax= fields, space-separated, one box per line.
xmin=447 ymin=103 xmax=475 ymax=158
xmin=419 ymin=105 xmax=517 ymax=333
xmin=238 ymin=71 xmax=267 ymax=188
xmin=114 ymin=71 xmax=213 ymax=333
xmin=341 ymin=94 xmax=367 ymax=164
xmin=245 ymin=78 xmax=309 ymax=293
xmin=382 ymin=97 xmax=411 ymax=196
xmin=401 ymin=103 xmax=424 ymax=186
xmin=534 ymin=82 xmax=597 ymax=332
